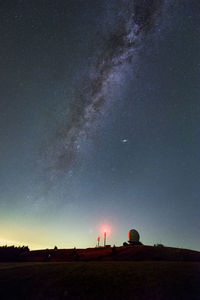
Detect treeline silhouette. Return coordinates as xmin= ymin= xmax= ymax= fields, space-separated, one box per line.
xmin=0 ymin=245 xmax=29 ymax=261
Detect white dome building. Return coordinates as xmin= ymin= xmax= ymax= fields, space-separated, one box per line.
xmin=128 ymin=229 xmax=140 ymax=244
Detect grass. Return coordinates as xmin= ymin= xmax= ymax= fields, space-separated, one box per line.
xmin=22 ymin=245 xmax=200 ymax=262
xmin=0 ymin=261 xmax=199 ymax=299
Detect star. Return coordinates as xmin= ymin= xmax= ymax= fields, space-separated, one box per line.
xmin=121 ymin=139 xmax=128 ymax=143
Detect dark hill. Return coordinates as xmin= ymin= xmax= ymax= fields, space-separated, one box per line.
xmin=20 ymin=245 xmax=200 ymax=262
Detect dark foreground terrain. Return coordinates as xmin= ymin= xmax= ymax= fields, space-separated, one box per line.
xmin=0 ymin=261 xmax=199 ymax=300
xmin=21 ymin=245 xmax=200 ymax=262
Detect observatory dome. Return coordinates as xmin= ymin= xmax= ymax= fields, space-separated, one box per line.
xmin=128 ymin=229 xmax=140 ymax=243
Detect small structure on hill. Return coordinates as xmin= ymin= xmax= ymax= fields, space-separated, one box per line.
xmin=97 ymin=236 xmax=100 ymax=248
xmin=129 ymin=229 xmax=140 ymax=244
xmin=123 ymin=229 xmax=143 ymax=246
xmin=104 ymin=231 xmax=107 ymax=247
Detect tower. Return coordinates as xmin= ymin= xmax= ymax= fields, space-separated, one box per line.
xmin=97 ymin=236 xmax=100 ymax=248
xmin=104 ymin=231 xmax=107 ymax=247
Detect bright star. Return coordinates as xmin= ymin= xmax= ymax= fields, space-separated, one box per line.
xmin=122 ymin=139 xmax=128 ymax=143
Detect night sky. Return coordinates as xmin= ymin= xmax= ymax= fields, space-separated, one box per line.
xmin=0 ymin=0 xmax=199 ymax=250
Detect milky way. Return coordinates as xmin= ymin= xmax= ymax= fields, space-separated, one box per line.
xmin=42 ymin=0 xmax=164 ymax=179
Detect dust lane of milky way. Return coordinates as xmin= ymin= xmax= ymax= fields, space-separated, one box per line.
xmin=41 ymin=0 xmax=164 ymax=179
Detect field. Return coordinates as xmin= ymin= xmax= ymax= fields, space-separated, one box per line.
xmin=0 ymin=261 xmax=199 ymax=300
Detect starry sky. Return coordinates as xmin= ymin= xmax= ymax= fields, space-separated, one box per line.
xmin=0 ymin=0 xmax=199 ymax=250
